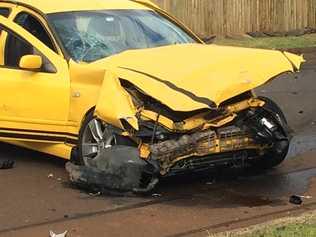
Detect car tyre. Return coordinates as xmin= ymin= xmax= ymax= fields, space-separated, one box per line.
xmin=77 ymin=110 xmax=134 ymax=166
xmin=250 ymin=97 xmax=290 ymax=169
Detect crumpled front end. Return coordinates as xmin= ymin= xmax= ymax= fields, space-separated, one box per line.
xmin=122 ymin=86 xmax=268 ymax=176
xmin=70 ymin=45 xmax=304 ymax=193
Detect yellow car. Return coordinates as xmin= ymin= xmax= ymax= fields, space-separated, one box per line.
xmin=0 ymin=0 xmax=304 ymax=191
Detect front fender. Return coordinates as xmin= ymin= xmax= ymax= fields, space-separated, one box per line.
xmin=94 ymin=71 xmax=139 ymax=130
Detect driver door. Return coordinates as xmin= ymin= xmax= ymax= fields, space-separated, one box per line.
xmin=0 ymin=16 xmax=71 ymax=143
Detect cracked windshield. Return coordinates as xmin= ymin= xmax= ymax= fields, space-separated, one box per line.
xmin=48 ymin=10 xmax=196 ymax=62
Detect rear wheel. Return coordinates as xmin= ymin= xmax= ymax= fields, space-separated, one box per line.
xmin=250 ymin=97 xmax=290 ymax=169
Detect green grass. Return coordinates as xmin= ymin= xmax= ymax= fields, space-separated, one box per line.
xmin=242 ymin=222 xmax=316 ymax=237
xmin=210 ymin=212 xmax=316 ymax=237
xmin=215 ymin=34 xmax=316 ymax=49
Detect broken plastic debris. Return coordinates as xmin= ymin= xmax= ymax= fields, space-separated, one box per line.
xmin=289 ymin=195 xmax=303 ymax=205
xmin=298 ymin=195 xmax=312 ymax=199
xmin=206 ymin=178 xmax=216 ymax=185
xmin=49 ymin=230 xmax=68 ymax=237
xmin=152 ymin=193 xmax=162 ymax=198
xmin=48 ymin=173 xmax=54 ymax=178
xmin=0 ymin=160 xmax=15 ymax=170
xmin=66 ymin=146 xmax=159 ymax=194
xmin=89 ymin=191 xmax=101 ymax=197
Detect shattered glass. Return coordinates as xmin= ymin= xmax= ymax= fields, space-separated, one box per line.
xmin=51 ymin=23 xmax=115 ymax=62
xmin=48 ymin=10 xmax=196 ymax=62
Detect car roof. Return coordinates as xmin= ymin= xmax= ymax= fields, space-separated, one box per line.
xmin=4 ymin=0 xmax=153 ymax=14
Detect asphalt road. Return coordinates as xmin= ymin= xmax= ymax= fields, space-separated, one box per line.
xmin=1 ymin=50 xmax=316 ymax=237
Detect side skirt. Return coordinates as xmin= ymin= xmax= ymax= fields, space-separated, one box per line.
xmin=0 ymin=139 xmax=73 ymax=159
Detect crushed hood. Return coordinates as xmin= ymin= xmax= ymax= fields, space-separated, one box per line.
xmin=93 ymin=44 xmax=304 ymax=112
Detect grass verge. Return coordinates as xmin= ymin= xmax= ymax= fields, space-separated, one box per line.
xmin=215 ymin=34 xmax=316 ymax=49
xmin=209 ymin=210 xmax=316 ymax=237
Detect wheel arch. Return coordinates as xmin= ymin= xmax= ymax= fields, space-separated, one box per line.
xmin=79 ymin=106 xmax=96 ymax=130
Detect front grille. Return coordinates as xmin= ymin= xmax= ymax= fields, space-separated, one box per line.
xmin=150 ymin=126 xmax=253 ymax=162
xmin=167 ymin=149 xmax=259 ymax=176
xmin=149 ymin=126 xmax=260 ymax=175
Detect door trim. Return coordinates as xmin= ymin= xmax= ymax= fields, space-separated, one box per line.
xmin=0 ymin=127 xmax=78 ymax=144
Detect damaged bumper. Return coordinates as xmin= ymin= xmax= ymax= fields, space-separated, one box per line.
xmin=67 ymin=96 xmax=290 ymax=193
xmin=67 ymin=45 xmax=303 ymax=193
xmin=144 ymin=125 xmax=262 ymax=175
xmin=66 ymin=146 xmax=159 ymax=193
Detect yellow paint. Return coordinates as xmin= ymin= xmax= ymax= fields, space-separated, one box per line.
xmin=68 ymin=60 xmax=105 ymax=128
xmin=203 ymin=114 xmax=237 ymax=129
xmin=19 ymin=55 xmax=43 ymax=70
xmin=0 ymin=1 xmax=304 ymax=161
xmin=139 ymin=99 xmax=263 ymax=132
xmin=139 ymin=143 xmax=151 ymax=159
xmin=94 ymin=44 xmax=304 ymax=111
xmin=94 ymin=71 xmax=139 ymax=130
xmin=0 ymin=17 xmax=70 ymax=124
xmin=2 ymin=140 xmax=72 ymax=159
xmin=9 ymin=0 xmax=152 ymax=14
xmin=226 ymin=98 xmax=265 ymax=114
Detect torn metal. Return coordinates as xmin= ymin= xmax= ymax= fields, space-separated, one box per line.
xmin=67 ymin=96 xmax=291 ymax=193
xmin=67 ymin=44 xmax=304 ymax=193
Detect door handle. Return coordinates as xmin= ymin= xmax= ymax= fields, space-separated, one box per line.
xmin=72 ymin=91 xmax=81 ymax=98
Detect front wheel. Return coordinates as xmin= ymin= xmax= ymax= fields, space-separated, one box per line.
xmin=250 ymin=97 xmax=290 ymax=169
xmin=77 ymin=111 xmax=133 ymax=166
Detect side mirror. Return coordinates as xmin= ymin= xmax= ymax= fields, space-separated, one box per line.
xmin=19 ymin=55 xmax=42 ymax=70
xmin=202 ymin=35 xmax=216 ymax=44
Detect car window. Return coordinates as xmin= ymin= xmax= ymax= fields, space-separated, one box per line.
xmin=0 ymin=8 xmax=10 ymax=17
xmin=48 ymin=10 xmax=197 ymax=62
xmin=14 ymin=12 xmax=57 ymax=52
xmin=0 ymin=8 xmax=10 ymax=34
xmin=3 ymin=28 xmax=56 ymax=73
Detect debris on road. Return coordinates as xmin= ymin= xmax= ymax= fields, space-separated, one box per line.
xmin=152 ymin=193 xmax=162 ymax=198
xmin=206 ymin=178 xmax=216 ymax=185
xmin=299 ymin=195 xmax=313 ymax=199
xmin=89 ymin=191 xmax=101 ymax=197
xmin=0 ymin=160 xmax=15 ymax=170
xmin=48 ymin=173 xmax=54 ymax=178
xmin=289 ymin=195 xmax=303 ymax=205
xmin=49 ymin=230 xmax=68 ymax=237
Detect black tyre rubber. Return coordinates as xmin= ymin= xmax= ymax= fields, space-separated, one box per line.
xmin=77 ymin=111 xmax=94 ymax=165
xmin=250 ymin=97 xmax=290 ymax=169
xmin=258 ymin=96 xmax=288 ymax=127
